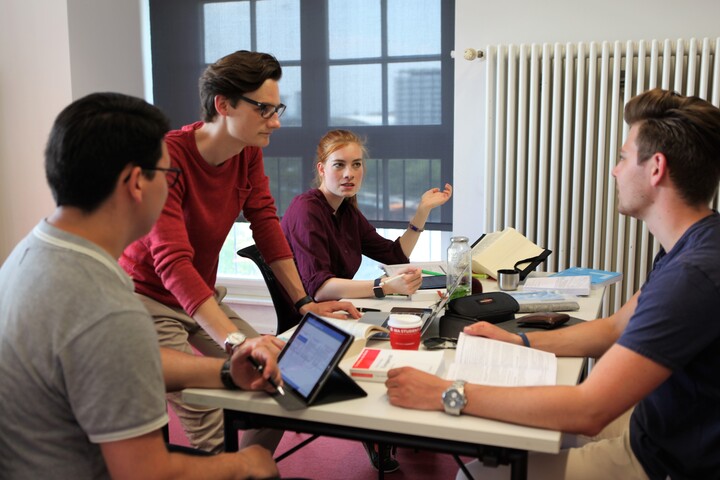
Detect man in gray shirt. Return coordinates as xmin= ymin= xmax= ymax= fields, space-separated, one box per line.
xmin=0 ymin=92 xmax=282 ymax=479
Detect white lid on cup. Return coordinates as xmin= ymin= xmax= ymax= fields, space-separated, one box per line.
xmin=387 ymin=314 xmax=423 ymax=328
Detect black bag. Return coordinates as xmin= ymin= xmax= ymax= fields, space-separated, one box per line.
xmin=438 ymin=292 xmax=520 ymax=339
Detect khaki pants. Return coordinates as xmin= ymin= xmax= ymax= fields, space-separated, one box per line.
xmin=456 ymin=409 xmax=649 ymax=480
xmin=139 ymin=287 xmax=282 ymax=454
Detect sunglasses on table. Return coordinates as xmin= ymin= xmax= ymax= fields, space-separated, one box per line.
xmin=422 ymin=337 xmax=458 ymax=350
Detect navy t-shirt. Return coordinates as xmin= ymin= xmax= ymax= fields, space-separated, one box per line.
xmin=618 ymin=212 xmax=720 ymax=479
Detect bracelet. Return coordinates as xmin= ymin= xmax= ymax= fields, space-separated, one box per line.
xmin=294 ymin=295 xmax=314 ymax=311
xmin=408 ymin=222 xmax=424 ymax=233
xmin=517 ymin=332 xmax=531 ymax=348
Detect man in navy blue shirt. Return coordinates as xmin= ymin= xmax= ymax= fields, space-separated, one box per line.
xmin=386 ymin=88 xmax=720 ymax=480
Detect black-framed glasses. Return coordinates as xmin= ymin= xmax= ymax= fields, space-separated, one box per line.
xmin=142 ymin=166 xmax=182 ymax=188
xmin=237 ymin=95 xmax=287 ymax=119
xmin=422 ymin=337 xmax=458 ymax=350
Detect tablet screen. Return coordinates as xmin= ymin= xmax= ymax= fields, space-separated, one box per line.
xmin=278 ymin=313 xmax=353 ymax=403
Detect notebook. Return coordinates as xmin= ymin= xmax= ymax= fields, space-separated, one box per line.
xmin=360 ymin=273 xmax=463 ymax=340
xmin=271 ymin=312 xmax=367 ymax=411
xmin=420 ymin=274 xmax=447 ymax=290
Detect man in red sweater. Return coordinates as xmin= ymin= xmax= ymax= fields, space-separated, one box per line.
xmin=121 ymin=50 xmax=358 ymax=453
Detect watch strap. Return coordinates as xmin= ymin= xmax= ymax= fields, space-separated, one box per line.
xmin=220 ymin=359 xmax=240 ymax=390
xmin=373 ymin=277 xmax=386 ymax=298
xmin=294 ymin=295 xmax=314 ymax=311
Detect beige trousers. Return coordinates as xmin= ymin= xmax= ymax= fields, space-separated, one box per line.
xmin=456 ymin=409 xmax=649 ymax=480
xmin=139 ymin=287 xmax=282 ymax=454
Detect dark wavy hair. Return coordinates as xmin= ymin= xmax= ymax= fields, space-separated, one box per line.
xmin=624 ymin=88 xmax=720 ymax=205
xmin=199 ymin=50 xmax=282 ymax=122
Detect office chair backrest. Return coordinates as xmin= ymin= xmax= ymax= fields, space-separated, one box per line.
xmin=237 ymin=244 xmax=302 ymax=334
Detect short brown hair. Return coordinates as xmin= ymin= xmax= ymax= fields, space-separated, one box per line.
xmin=624 ymin=88 xmax=720 ymax=205
xmin=199 ymin=50 xmax=282 ymax=122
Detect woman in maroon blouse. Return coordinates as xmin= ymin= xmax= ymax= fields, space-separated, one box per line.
xmin=283 ymin=130 xmax=452 ymax=302
xmin=282 ymin=129 xmax=451 ymax=471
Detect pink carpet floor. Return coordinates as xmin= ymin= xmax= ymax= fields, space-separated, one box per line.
xmin=168 ymin=408 xmax=467 ymax=479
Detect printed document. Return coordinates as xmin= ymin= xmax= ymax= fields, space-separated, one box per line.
xmin=445 ymin=333 xmax=557 ymax=386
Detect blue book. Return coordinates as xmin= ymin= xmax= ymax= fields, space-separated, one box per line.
xmin=550 ymin=267 xmax=622 ymax=287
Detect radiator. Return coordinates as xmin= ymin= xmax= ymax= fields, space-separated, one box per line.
xmin=482 ymin=37 xmax=720 ymax=314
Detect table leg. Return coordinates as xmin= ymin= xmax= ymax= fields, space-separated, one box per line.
xmin=224 ymin=410 xmax=239 ymax=452
xmin=509 ymin=450 xmax=528 ymax=480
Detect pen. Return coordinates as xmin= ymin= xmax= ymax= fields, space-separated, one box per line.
xmin=422 ymin=269 xmax=444 ymax=276
xmin=358 ymin=307 xmax=381 ymax=313
xmin=381 ymin=273 xmax=406 ymax=285
xmin=247 ymin=356 xmax=285 ymax=396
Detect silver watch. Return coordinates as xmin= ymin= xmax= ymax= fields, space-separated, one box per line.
xmin=442 ymin=380 xmax=468 ymax=416
xmin=224 ymin=332 xmax=247 ymax=356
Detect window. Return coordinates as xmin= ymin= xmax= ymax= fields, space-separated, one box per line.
xmin=149 ymin=0 xmax=454 ymax=279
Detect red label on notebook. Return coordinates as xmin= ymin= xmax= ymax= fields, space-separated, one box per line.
xmin=351 ymin=348 xmax=381 ymax=369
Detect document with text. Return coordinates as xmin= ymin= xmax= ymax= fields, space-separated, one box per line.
xmin=445 ymin=333 xmax=557 ymax=386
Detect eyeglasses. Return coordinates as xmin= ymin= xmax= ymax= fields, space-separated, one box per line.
xmin=422 ymin=337 xmax=458 ymax=350
xmin=123 ymin=166 xmax=182 ymax=188
xmin=142 ymin=166 xmax=182 ymax=188
xmin=237 ymin=95 xmax=287 ymax=119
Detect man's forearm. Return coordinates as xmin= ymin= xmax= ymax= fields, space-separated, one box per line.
xmin=270 ymin=257 xmax=309 ymax=304
xmin=160 ymin=348 xmax=223 ymax=392
xmin=526 ymin=316 xmax=619 ymax=358
xmin=192 ymin=296 xmax=240 ymax=347
xmin=527 ymin=290 xmax=639 ymax=358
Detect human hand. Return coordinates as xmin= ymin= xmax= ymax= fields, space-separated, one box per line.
xmin=384 ymin=268 xmax=422 ymax=295
xmin=385 ymin=366 xmax=451 ymax=410
xmin=303 ymin=300 xmax=361 ymax=319
xmin=235 ymin=445 xmax=279 ymax=479
xmin=230 ymin=335 xmax=285 ymax=392
xmin=463 ymin=321 xmax=523 ymax=345
xmin=418 ymin=183 xmax=453 ymax=212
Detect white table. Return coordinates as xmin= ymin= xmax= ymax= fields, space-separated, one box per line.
xmin=183 ymin=281 xmax=605 ymax=480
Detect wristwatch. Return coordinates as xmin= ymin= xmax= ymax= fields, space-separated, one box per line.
xmin=224 ymin=331 xmax=247 ymax=356
xmin=442 ymin=380 xmax=468 ymax=416
xmin=373 ymin=277 xmax=386 ymax=298
xmin=220 ymin=359 xmax=239 ymax=390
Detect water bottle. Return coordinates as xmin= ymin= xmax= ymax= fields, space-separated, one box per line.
xmin=447 ymin=236 xmax=471 ymax=300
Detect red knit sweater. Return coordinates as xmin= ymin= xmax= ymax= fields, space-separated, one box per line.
xmin=120 ymin=122 xmax=293 ymax=315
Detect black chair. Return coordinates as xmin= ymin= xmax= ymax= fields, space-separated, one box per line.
xmin=237 ymin=244 xmax=303 ymax=334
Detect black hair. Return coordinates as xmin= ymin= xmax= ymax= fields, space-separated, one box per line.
xmin=45 ymin=92 xmax=170 ymax=212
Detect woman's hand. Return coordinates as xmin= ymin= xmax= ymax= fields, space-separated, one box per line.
xmin=383 ymin=267 xmax=422 ymax=295
xmin=418 ymin=183 xmax=453 ymax=212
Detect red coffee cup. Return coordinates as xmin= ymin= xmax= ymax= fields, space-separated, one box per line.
xmin=387 ymin=314 xmax=422 ymax=350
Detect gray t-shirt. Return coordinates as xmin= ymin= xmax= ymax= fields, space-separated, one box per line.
xmin=0 ymin=221 xmax=167 ymax=479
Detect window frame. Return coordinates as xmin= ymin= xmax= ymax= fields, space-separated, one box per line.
xmin=148 ymin=0 xmax=455 ymax=288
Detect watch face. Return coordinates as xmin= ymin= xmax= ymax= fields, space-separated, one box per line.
xmin=442 ymin=381 xmax=467 ymax=415
xmin=225 ymin=332 xmax=247 ymax=354
xmin=228 ymin=332 xmax=246 ymax=343
xmin=443 ymin=389 xmax=463 ymax=408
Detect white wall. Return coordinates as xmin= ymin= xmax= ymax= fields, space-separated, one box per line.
xmin=453 ymin=0 xmax=720 ymax=240
xmin=0 ymin=0 xmax=145 ymax=262
xmin=0 ymin=0 xmax=72 ymax=261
